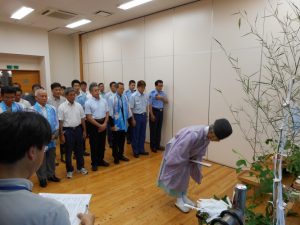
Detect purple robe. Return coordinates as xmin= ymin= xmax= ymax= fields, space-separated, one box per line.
xmin=157 ymin=125 xmax=210 ymax=196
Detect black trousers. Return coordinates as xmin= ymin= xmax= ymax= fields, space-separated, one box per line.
xmin=88 ymin=120 xmax=106 ymax=167
xmin=112 ymin=130 xmax=126 ymax=160
xmin=149 ymin=108 xmax=164 ymax=149
xmin=63 ymin=126 xmax=84 ymax=172
xmin=126 ymin=126 xmax=132 ymax=143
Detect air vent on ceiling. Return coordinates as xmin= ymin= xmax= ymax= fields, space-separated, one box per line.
xmin=41 ymin=9 xmax=77 ymax=20
xmin=95 ymin=11 xmax=112 ymax=17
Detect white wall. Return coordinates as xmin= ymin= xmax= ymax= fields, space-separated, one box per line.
xmin=0 ymin=53 xmax=41 ymax=70
xmin=48 ymin=33 xmax=80 ymax=86
xmin=0 ymin=22 xmax=51 ymax=90
xmin=80 ymin=0 xmax=285 ymax=167
xmin=0 ymin=22 xmax=79 ymax=91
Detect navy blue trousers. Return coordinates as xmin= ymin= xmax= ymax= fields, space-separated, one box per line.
xmin=63 ymin=126 xmax=84 ymax=172
xmin=149 ymin=108 xmax=163 ymax=149
xmin=131 ymin=113 xmax=147 ymax=154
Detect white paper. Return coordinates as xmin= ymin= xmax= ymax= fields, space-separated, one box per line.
xmin=39 ymin=193 xmax=92 ymax=225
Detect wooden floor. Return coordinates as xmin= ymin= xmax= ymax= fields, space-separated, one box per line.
xmin=30 ymin=142 xmax=299 ymax=225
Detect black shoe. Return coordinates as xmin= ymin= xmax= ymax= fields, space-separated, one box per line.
xmin=151 ymin=147 xmax=157 ymax=153
xmin=48 ymin=175 xmax=61 ymax=182
xmin=92 ymin=166 xmax=98 ymax=171
xmin=84 ymin=152 xmax=90 ymax=156
xmin=114 ymin=159 xmax=120 ymax=164
xmin=39 ymin=179 xmax=47 ymax=188
xmin=98 ymin=160 xmax=110 ymax=167
xmin=157 ymin=146 xmax=165 ymax=151
xmin=140 ymin=152 xmax=149 ymax=156
xmin=133 ymin=153 xmax=139 ymax=158
xmin=119 ymin=156 xmax=130 ymax=161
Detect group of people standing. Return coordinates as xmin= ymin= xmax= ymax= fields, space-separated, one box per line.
xmin=0 ymin=78 xmax=168 ymax=187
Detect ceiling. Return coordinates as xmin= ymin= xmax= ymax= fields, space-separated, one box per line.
xmin=0 ymin=0 xmax=198 ymax=35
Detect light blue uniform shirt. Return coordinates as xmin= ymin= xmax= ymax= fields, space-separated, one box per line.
xmin=124 ymin=89 xmax=135 ymax=101
xmin=0 ymin=178 xmax=70 ymax=225
xmin=85 ymin=97 xmax=109 ymax=119
xmin=105 ymin=91 xmax=116 ymax=101
xmin=129 ymin=91 xmax=148 ymax=114
xmin=75 ymin=92 xmax=87 ymax=109
xmin=149 ymin=89 xmax=167 ymax=109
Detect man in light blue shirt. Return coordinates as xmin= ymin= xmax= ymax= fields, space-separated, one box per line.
xmin=105 ymin=81 xmax=117 ymax=148
xmin=0 ymin=112 xmax=95 ymax=225
xmin=124 ymin=80 xmax=136 ymax=144
xmin=33 ymin=89 xmax=60 ymax=187
xmin=0 ymin=86 xmax=23 ymax=113
xmin=98 ymin=82 xmax=106 ymax=99
xmin=108 ymin=82 xmax=134 ymax=164
xmin=129 ymin=80 xmax=149 ymax=158
xmin=85 ymin=82 xmax=110 ymax=171
xmin=149 ymin=80 xmax=168 ymax=152
xmin=72 ymin=79 xmax=89 ymax=156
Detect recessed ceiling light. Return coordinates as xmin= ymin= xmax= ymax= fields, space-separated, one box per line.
xmin=118 ymin=0 xmax=153 ymax=10
xmin=11 ymin=6 xmax=34 ymax=20
xmin=66 ymin=19 xmax=91 ymax=29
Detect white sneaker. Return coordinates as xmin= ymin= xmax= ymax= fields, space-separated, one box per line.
xmin=67 ymin=171 xmax=73 ymax=179
xmin=78 ymin=168 xmax=88 ymax=175
xmin=183 ymin=195 xmax=196 ymax=207
xmin=175 ymin=197 xmax=190 ymax=213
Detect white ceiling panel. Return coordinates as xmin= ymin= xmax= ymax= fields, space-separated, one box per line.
xmin=0 ymin=0 xmax=199 ymax=35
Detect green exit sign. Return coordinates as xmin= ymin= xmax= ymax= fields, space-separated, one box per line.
xmin=6 ymin=65 xmax=19 ymax=70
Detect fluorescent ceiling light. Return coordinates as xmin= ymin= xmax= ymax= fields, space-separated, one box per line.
xmin=118 ymin=0 xmax=153 ymax=10
xmin=66 ymin=19 xmax=91 ymax=28
xmin=11 ymin=6 xmax=34 ymax=20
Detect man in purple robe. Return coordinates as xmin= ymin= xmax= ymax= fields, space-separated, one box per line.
xmin=157 ymin=118 xmax=232 ymax=213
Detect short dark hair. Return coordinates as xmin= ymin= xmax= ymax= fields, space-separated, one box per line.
xmin=61 ymin=86 xmax=66 ymax=90
xmin=89 ymin=82 xmax=98 ymax=92
xmin=64 ymin=87 xmax=75 ymax=96
xmin=129 ymin=80 xmax=135 ymax=85
xmin=1 ymin=86 xmax=16 ymax=95
xmin=14 ymin=87 xmax=22 ymax=93
xmin=110 ymin=81 xmax=116 ymax=88
xmin=51 ymin=82 xmax=61 ymax=90
xmin=137 ymin=80 xmax=146 ymax=87
xmin=80 ymin=81 xmax=87 ymax=86
xmin=71 ymin=79 xmax=80 ymax=87
xmin=116 ymin=82 xmax=124 ymax=89
xmin=212 ymin=118 xmax=232 ymax=140
xmin=0 ymin=112 xmax=51 ymax=164
xmin=155 ymin=80 xmax=163 ymax=86
xmin=98 ymin=83 xmax=104 ymax=86
xmin=32 ymin=83 xmax=41 ymax=91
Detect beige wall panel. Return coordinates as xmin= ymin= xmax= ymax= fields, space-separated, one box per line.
xmin=83 ymin=63 xmax=89 ymax=83
xmin=145 ymin=56 xmax=173 ymax=145
xmin=87 ymin=30 xmax=103 ymax=63
xmin=103 ymin=25 xmax=122 ymax=62
xmin=88 ymin=63 xmax=104 ymax=84
xmin=145 ymin=9 xmax=174 ymax=58
xmin=174 ymin=0 xmax=212 ymax=55
xmin=123 ymin=59 xmax=145 ymax=87
xmin=212 ymin=0 xmax=267 ymax=51
xmin=208 ymin=48 xmax=262 ymax=167
xmin=121 ymin=18 xmax=145 ymax=60
xmin=103 ymin=61 xmax=122 ymax=90
xmin=173 ymin=53 xmax=210 ymax=134
xmin=81 ymin=34 xmax=89 ymax=64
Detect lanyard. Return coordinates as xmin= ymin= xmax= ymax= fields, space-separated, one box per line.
xmin=0 ymin=185 xmax=31 ymax=192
